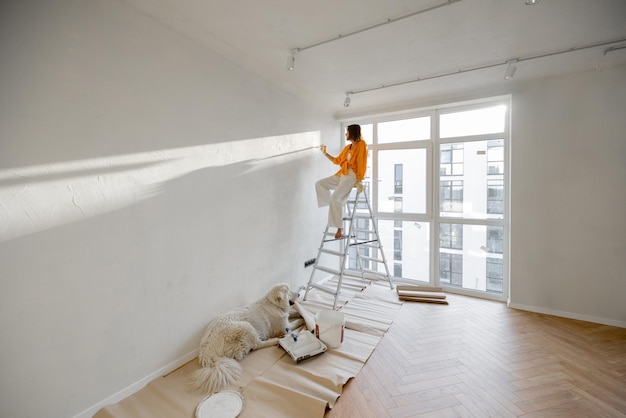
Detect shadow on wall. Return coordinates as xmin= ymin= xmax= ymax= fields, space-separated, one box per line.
xmin=0 ymin=131 xmax=321 ymax=243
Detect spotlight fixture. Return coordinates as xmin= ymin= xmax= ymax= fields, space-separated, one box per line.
xmin=525 ymin=0 xmax=539 ymax=4
xmin=287 ymin=52 xmax=296 ymax=71
xmin=287 ymin=48 xmax=299 ymax=71
xmin=343 ymin=93 xmax=351 ymax=107
xmin=504 ymin=60 xmax=517 ymax=80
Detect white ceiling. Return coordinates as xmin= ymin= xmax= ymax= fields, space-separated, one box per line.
xmin=125 ymin=0 xmax=626 ymax=117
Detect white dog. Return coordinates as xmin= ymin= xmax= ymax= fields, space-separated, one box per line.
xmin=190 ymin=283 xmax=300 ymax=394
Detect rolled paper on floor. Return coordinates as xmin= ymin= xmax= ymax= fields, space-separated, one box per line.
xmin=292 ymin=300 xmax=316 ymax=331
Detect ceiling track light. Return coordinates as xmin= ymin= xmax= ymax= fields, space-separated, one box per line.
xmin=343 ymin=93 xmax=351 ymax=107
xmin=525 ymin=0 xmax=540 ymax=4
xmin=343 ymin=36 xmax=626 ymax=100
xmin=504 ymin=59 xmax=518 ymax=80
xmin=286 ymin=0 xmax=463 ymax=70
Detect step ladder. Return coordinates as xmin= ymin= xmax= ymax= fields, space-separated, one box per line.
xmin=303 ymin=186 xmax=394 ymax=309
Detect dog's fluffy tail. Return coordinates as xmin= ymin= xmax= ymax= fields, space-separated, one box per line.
xmin=189 ymin=356 xmax=242 ymax=394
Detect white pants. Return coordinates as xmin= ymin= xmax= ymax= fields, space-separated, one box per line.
xmin=315 ymin=170 xmax=357 ymax=228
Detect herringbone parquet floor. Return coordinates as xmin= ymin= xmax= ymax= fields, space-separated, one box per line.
xmin=326 ymin=293 xmax=626 ymax=418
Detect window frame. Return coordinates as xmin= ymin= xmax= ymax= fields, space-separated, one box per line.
xmin=340 ymin=95 xmax=510 ymax=302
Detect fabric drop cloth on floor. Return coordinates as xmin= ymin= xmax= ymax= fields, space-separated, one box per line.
xmin=94 ymin=280 xmax=402 ymax=418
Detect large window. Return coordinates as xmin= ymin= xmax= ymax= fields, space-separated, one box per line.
xmin=345 ymin=97 xmax=509 ymax=300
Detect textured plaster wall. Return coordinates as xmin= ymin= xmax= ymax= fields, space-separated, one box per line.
xmin=0 ymin=1 xmax=336 ymax=417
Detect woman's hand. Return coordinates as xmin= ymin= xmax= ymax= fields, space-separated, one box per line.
xmin=356 ymin=180 xmax=364 ymax=193
xmin=320 ymin=144 xmax=327 ymax=154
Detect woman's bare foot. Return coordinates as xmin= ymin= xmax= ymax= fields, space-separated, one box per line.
xmin=334 ymin=228 xmax=343 ymax=239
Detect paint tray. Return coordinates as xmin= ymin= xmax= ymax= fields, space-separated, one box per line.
xmin=278 ymin=330 xmax=327 ymax=363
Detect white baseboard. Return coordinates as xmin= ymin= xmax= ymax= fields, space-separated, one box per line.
xmin=72 ymin=349 xmax=198 ymax=418
xmin=508 ymin=302 xmax=626 ymax=329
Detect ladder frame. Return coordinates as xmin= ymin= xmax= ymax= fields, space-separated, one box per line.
xmin=304 ymin=186 xmax=394 ymax=309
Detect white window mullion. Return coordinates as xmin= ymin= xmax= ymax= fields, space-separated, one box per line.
xmin=432 ymin=108 xmax=440 ymax=287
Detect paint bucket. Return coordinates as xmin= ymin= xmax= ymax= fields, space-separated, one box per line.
xmin=315 ymin=310 xmax=345 ymax=348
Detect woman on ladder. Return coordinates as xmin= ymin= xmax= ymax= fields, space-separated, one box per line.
xmin=316 ymin=124 xmax=368 ymax=239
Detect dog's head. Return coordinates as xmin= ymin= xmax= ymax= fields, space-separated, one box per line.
xmin=266 ymin=283 xmax=297 ymax=310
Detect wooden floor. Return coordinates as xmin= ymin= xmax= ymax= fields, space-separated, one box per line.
xmin=326 ymin=293 xmax=626 ymax=418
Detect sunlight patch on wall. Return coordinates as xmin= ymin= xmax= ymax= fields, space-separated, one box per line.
xmin=0 ymin=131 xmax=320 ymax=242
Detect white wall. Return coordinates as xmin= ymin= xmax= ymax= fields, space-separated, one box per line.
xmin=509 ymin=65 xmax=626 ymax=327
xmin=0 ymin=1 xmax=337 ymax=418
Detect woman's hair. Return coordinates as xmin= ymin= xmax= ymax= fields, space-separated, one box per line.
xmin=346 ymin=124 xmax=363 ymax=142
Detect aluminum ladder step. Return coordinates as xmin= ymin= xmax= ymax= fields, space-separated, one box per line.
xmin=304 ymin=187 xmax=394 ymax=309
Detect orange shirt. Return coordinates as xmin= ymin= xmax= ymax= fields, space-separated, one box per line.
xmin=332 ymin=140 xmax=368 ymax=180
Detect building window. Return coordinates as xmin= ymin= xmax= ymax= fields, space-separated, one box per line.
xmin=440 ymin=253 xmax=463 ymax=286
xmin=440 ymin=180 xmax=463 ymax=213
xmin=440 ymin=223 xmax=463 ymax=250
xmin=394 ymin=197 xmax=403 ymax=212
xmin=486 ymin=257 xmax=503 ymax=293
xmin=394 ymin=164 xmax=403 ymax=194
xmin=486 ymin=226 xmax=504 ymax=254
xmin=394 ymin=230 xmax=402 ymax=260
xmin=440 ymin=143 xmax=464 ymax=176
xmin=394 ymin=263 xmax=402 ymax=278
xmin=487 ymin=179 xmax=504 ymax=214
xmin=487 ymin=140 xmax=504 ymax=175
